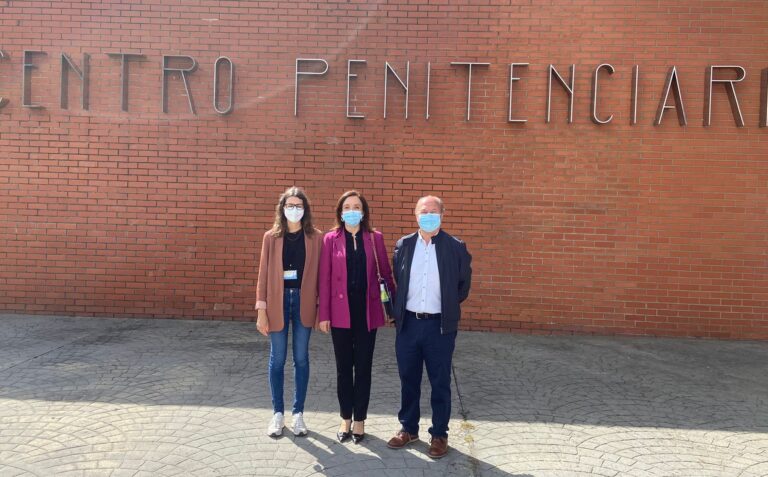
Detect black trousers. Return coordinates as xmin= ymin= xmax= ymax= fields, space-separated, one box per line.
xmin=331 ymin=292 xmax=377 ymax=421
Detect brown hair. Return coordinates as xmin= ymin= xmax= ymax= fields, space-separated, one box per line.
xmin=271 ymin=186 xmax=316 ymax=237
xmin=333 ymin=190 xmax=373 ymax=232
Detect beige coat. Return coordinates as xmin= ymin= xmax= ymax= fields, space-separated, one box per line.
xmin=256 ymin=228 xmax=323 ymax=332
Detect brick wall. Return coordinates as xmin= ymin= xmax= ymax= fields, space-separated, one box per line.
xmin=1 ymin=1 xmax=766 ymax=339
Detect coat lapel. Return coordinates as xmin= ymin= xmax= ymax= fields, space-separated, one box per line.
xmin=403 ymin=233 xmax=417 ymax=285
xmin=275 ymin=234 xmax=283 ymax=269
xmin=433 ymin=230 xmax=443 ymax=276
xmin=334 ymin=228 xmax=346 ymax=255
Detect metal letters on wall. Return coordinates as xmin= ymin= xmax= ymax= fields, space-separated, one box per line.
xmin=1 ymin=50 xmax=766 ymax=129
xmin=107 ymin=53 xmax=146 ymax=112
xmin=547 ymin=64 xmax=575 ymax=123
xmin=0 ymin=50 xmax=8 ymax=109
xmin=346 ymin=59 xmax=366 ymax=119
xmin=704 ymin=65 xmax=746 ymax=127
xmin=508 ymin=63 xmax=528 ymax=123
xmin=655 ymin=66 xmax=687 ymax=126
xmin=451 ymin=62 xmax=490 ymax=121
xmin=384 ymin=61 xmax=409 ymax=119
xmin=630 ymin=65 xmax=639 ymax=125
xmin=762 ymin=68 xmax=768 ymax=128
xmin=294 ymin=58 xmax=328 ymax=116
xmin=22 ymin=50 xmax=46 ymax=108
xmin=60 ymin=53 xmax=89 ymax=110
xmin=590 ymin=64 xmax=614 ymax=124
xmin=213 ymin=56 xmax=234 ymax=115
xmin=162 ymin=55 xmax=198 ymax=114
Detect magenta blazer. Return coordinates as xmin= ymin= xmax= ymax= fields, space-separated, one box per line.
xmin=318 ymin=228 xmax=396 ymax=331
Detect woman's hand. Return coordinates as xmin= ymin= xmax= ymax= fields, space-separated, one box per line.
xmin=317 ymin=320 xmax=331 ymax=334
xmin=256 ymin=309 xmax=269 ymax=336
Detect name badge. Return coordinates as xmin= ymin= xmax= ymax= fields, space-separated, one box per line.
xmin=283 ymin=270 xmax=298 ymax=280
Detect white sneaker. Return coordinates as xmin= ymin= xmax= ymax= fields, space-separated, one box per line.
xmin=267 ymin=412 xmax=284 ymax=437
xmin=291 ymin=412 xmax=308 ymax=436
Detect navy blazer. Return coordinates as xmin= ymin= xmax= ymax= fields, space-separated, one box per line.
xmin=391 ymin=230 xmax=472 ymax=334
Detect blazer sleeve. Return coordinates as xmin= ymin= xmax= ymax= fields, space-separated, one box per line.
xmin=375 ymin=232 xmax=396 ymax=299
xmin=457 ymin=240 xmax=472 ymax=303
xmin=255 ymin=231 xmax=271 ymax=310
xmin=317 ymin=233 xmax=333 ymax=323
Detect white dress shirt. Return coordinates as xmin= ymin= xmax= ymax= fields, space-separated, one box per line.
xmin=405 ymin=234 xmax=441 ymax=313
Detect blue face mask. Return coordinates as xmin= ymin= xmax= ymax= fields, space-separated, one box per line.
xmin=341 ymin=210 xmax=363 ymax=227
xmin=418 ymin=213 xmax=441 ymax=233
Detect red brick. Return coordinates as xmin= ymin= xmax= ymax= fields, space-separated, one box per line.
xmin=0 ymin=1 xmax=766 ymax=339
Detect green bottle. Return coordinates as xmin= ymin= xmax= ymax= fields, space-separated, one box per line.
xmin=379 ymin=283 xmax=389 ymax=303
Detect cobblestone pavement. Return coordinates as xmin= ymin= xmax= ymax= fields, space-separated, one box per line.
xmin=0 ymin=314 xmax=766 ymax=477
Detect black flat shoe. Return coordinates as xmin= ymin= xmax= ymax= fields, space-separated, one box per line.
xmin=337 ymin=430 xmax=352 ymax=443
xmin=352 ymin=433 xmax=365 ymax=444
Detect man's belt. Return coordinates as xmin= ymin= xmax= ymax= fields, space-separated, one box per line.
xmin=406 ymin=310 xmax=442 ymax=320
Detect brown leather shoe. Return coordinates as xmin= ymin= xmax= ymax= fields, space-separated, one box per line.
xmin=386 ymin=430 xmax=419 ymax=449
xmin=428 ymin=436 xmax=448 ymax=459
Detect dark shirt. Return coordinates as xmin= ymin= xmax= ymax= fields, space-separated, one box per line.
xmin=345 ymin=229 xmax=367 ymax=295
xmin=282 ymin=230 xmax=305 ymax=288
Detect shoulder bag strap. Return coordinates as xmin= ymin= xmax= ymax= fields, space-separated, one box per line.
xmin=370 ymin=231 xmax=383 ymax=281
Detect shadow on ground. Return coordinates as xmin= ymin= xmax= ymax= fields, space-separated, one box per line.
xmin=1 ymin=314 xmax=766 ymax=433
xmin=1 ymin=314 xmax=767 ymax=476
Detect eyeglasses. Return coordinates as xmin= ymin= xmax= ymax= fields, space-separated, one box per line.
xmin=284 ymin=204 xmax=304 ymax=211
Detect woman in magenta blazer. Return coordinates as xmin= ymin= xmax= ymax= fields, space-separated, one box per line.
xmin=318 ymin=190 xmax=395 ymax=444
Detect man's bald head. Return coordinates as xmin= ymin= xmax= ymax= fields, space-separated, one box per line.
xmin=415 ymin=196 xmax=444 ymax=215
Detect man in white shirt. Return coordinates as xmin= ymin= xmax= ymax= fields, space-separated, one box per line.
xmin=386 ymin=196 xmax=472 ymax=459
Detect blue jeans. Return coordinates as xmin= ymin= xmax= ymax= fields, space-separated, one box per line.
xmin=396 ymin=312 xmax=457 ymax=438
xmin=269 ymin=288 xmax=312 ymax=414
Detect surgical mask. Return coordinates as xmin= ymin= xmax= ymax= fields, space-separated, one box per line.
xmin=284 ymin=207 xmax=304 ymax=224
xmin=341 ymin=210 xmax=363 ymax=227
xmin=418 ymin=213 xmax=441 ymax=233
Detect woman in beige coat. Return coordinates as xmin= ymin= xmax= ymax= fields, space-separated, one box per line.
xmin=256 ymin=187 xmax=322 ymax=437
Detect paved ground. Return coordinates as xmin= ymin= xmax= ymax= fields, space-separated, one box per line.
xmin=0 ymin=314 xmax=766 ymax=477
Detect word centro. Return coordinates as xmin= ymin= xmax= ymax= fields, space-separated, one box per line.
xmin=2 ymin=51 xmax=235 ymax=115
xmin=3 ymin=50 xmax=767 ymax=127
